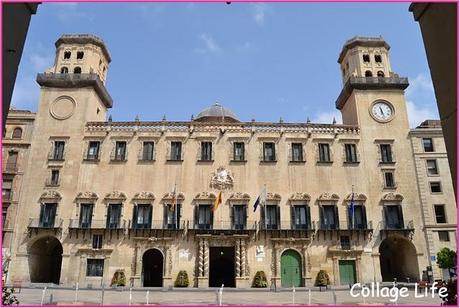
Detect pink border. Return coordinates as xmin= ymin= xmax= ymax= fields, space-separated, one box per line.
xmin=0 ymin=1 xmax=458 ymax=308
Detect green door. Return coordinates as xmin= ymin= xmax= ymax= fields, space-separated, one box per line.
xmin=339 ymin=260 xmax=357 ymax=285
xmin=281 ymin=250 xmax=302 ymax=288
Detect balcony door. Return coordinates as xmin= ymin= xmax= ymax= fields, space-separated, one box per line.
xmin=195 ymin=204 xmax=212 ymax=230
xmin=291 ymin=205 xmax=310 ymax=230
xmin=232 ymin=205 xmax=247 ymax=230
xmin=164 ymin=204 xmax=181 ymax=229
xmin=39 ymin=203 xmax=57 ymax=228
xmin=133 ymin=204 xmax=152 ymax=229
xmin=79 ymin=203 xmax=93 ymax=228
xmin=106 ymin=204 xmax=122 ymax=229
xmin=384 ymin=205 xmax=403 ymax=229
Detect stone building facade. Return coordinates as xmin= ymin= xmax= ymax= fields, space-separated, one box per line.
xmin=409 ymin=120 xmax=457 ymax=280
xmin=4 ymin=34 xmax=455 ymax=288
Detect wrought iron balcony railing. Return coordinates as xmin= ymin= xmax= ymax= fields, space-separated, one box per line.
xmin=188 ymin=220 xmax=258 ymax=231
xmin=28 ymin=218 xmax=63 ymax=229
xmin=69 ymin=219 xmax=126 ymax=230
xmin=128 ymin=220 xmax=185 ymax=230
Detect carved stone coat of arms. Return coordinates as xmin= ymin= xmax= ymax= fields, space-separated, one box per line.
xmin=210 ymin=167 xmax=234 ymax=190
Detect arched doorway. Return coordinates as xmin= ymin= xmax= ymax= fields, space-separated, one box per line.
xmin=281 ymin=249 xmax=302 ymax=288
xmin=379 ymin=236 xmax=420 ymax=282
xmin=28 ymin=236 xmax=63 ymax=284
xmin=142 ymin=249 xmax=163 ymax=287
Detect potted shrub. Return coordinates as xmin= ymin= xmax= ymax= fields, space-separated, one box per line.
xmin=252 ymin=271 xmax=268 ymax=288
xmin=111 ymin=270 xmax=126 ymax=287
xmin=174 ymin=270 xmax=189 ymax=287
xmin=314 ymin=270 xmax=330 ymax=291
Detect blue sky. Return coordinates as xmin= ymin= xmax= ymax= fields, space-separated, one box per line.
xmin=11 ymin=2 xmax=438 ymax=127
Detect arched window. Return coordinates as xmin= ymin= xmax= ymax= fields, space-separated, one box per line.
xmin=375 ymin=55 xmax=382 ymax=63
xmin=77 ymin=51 xmax=84 ymax=59
xmin=73 ymin=67 xmax=82 ymax=74
xmin=12 ymin=127 xmax=22 ymax=139
xmin=63 ymin=51 xmax=71 ymax=59
xmin=377 ymin=71 xmax=385 ymax=77
xmin=363 ymin=54 xmax=370 ymax=63
xmin=365 ymin=70 xmax=373 ymax=77
xmin=60 ymin=67 xmax=68 ymax=74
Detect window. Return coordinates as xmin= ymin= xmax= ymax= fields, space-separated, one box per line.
xmin=384 ymin=171 xmax=395 ymax=188
xmin=196 ymin=204 xmax=212 ymax=230
xmin=345 ymin=144 xmax=358 ymax=163
xmin=39 ymin=203 xmax=57 ymax=228
xmin=375 ymin=55 xmax=382 ymax=63
xmin=363 ymin=54 xmax=370 ymax=62
xmin=79 ymin=204 xmax=94 ymax=228
xmin=430 ymin=182 xmax=442 ymax=193
xmin=264 ymin=205 xmax=279 ymax=230
xmin=12 ymin=127 xmax=22 ymax=139
xmin=142 ymin=142 xmax=154 ymax=161
xmin=87 ymin=141 xmax=100 ymax=160
xmin=427 ymin=159 xmax=439 ymax=175
xmin=377 ymin=71 xmax=385 ymax=77
xmin=384 ymin=205 xmax=403 ymax=229
xmin=2 ymin=179 xmax=12 ymax=201
xmin=232 ymin=205 xmax=247 ymax=230
xmin=263 ymin=142 xmax=276 ymax=161
xmin=50 ymin=169 xmax=60 ymax=186
xmin=6 ymin=152 xmax=18 ymax=171
xmin=318 ymin=143 xmax=331 ymax=162
xmin=106 ymin=204 xmax=121 ymax=229
xmin=434 ymin=205 xmax=447 ymax=223
xmin=86 ymin=259 xmax=104 ymax=277
xmin=170 ymin=142 xmax=182 ymax=160
xmin=423 ymin=138 xmax=434 ymax=152
xmin=77 ymin=51 xmax=84 ymax=59
xmin=92 ymin=234 xmax=103 ymax=249
xmin=348 ymin=205 xmax=367 ymax=229
xmin=438 ymin=231 xmax=450 ymax=242
xmin=132 ymin=204 xmax=152 ymax=229
xmin=340 ymin=236 xmax=351 ymax=250
xmin=365 ymin=70 xmax=373 ymax=77
xmin=53 ymin=141 xmax=65 ymax=160
xmin=60 ymin=67 xmax=68 ymax=74
xmin=320 ymin=205 xmax=338 ymax=230
xmin=200 ymin=142 xmax=213 ymax=161
xmin=73 ymin=67 xmax=81 ymax=74
xmin=165 ymin=204 xmax=181 ymax=229
xmin=291 ymin=143 xmax=304 ymax=162
xmin=233 ymin=142 xmax=245 ymax=161
xmin=379 ymin=144 xmax=393 ymax=163
xmin=292 ymin=205 xmax=310 ymax=230
xmin=114 ymin=141 xmax=127 ymax=161
xmin=63 ymin=51 xmax=71 ymax=59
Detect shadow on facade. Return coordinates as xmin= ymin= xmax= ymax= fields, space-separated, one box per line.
xmin=28 ymin=236 xmax=63 ymax=284
xmin=379 ymin=236 xmax=419 ymax=282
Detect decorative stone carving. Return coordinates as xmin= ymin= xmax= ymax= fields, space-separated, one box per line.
xmin=194 ymin=192 xmax=217 ymax=201
xmin=104 ymin=191 xmax=127 ymax=201
xmin=198 ymin=240 xmax=204 ymax=277
xmin=228 ymin=192 xmax=250 ymax=201
xmin=39 ymin=190 xmax=62 ymax=201
xmin=344 ymin=193 xmax=367 ymax=201
xmin=382 ymin=192 xmax=404 ymax=201
xmin=132 ymin=191 xmax=155 ymax=201
xmin=162 ymin=192 xmax=185 ymax=201
xmin=210 ymin=167 xmax=234 ymax=190
xmin=289 ymin=192 xmax=311 ymax=201
xmin=266 ymin=192 xmax=282 ymax=201
xmin=235 ymin=240 xmax=241 ymax=277
xmin=203 ymin=240 xmax=209 ymax=277
xmin=75 ymin=191 xmax=99 ymax=201
xmin=317 ymin=192 xmax=340 ymax=201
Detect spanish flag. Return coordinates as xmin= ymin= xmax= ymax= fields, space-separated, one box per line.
xmin=212 ymin=191 xmax=223 ymax=212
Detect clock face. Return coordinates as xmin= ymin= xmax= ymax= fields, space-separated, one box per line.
xmin=371 ymin=101 xmax=394 ymax=122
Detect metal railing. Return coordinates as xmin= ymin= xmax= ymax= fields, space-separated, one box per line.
xmin=349 ymin=76 xmax=409 ymax=86
xmin=381 ymin=220 xmax=414 ymax=230
xmin=45 ymin=178 xmax=60 ymax=187
xmin=28 ymin=218 xmax=63 ymax=229
xmin=128 ymin=220 xmax=185 ymax=230
xmin=338 ymin=220 xmax=373 ymax=230
xmin=69 ymin=219 xmax=126 ymax=229
xmin=188 ymin=220 xmax=258 ymax=231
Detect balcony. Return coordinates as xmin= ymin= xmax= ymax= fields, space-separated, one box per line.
xmin=328 ymin=239 xmax=364 ymax=253
xmin=68 ymin=219 xmax=126 ymax=239
xmin=379 ymin=220 xmax=415 ymax=239
xmin=258 ymin=221 xmax=316 ymax=239
xmin=127 ymin=220 xmax=185 ymax=238
xmin=44 ymin=178 xmax=60 ymax=187
xmin=338 ymin=220 xmax=373 ymax=231
xmin=188 ymin=220 xmax=258 ymax=235
xmin=3 ymin=163 xmax=18 ymax=173
xmin=27 ymin=218 xmax=63 ymax=237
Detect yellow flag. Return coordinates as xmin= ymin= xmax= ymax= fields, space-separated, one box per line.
xmin=212 ymin=191 xmax=222 ymax=212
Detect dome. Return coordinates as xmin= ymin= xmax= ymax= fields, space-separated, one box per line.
xmin=195 ymin=103 xmax=240 ymax=123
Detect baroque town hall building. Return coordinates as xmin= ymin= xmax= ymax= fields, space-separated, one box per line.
xmin=3 ymin=34 xmax=456 ymax=288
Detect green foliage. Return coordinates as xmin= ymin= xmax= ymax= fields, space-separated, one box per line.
xmin=110 ymin=270 xmax=126 ymax=287
xmin=2 ymin=267 xmax=19 ymax=305
xmin=174 ymin=270 xmax=189 ymax=287
xmin=314 ymin=270 xmax=330 ymax=287
xmin=252 ymin=271 xmax=268 ymax=288
xmin=437 ymin=248 xmax=457 ymax=269
xmin=440 ymin=278 xmax=457 ymax=306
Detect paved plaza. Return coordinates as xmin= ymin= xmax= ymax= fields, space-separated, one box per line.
xmin=10 ymin=287 xmax=443 ymax=306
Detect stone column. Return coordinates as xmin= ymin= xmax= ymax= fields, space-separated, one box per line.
xmin=59 ymin=253 xmax=71 ymax=285
xmin=103 ymin=256 xmax=111 ymax=287
xmin=235 ymin=240 xmax=241 ymax=277
xmin=272 ymin=244 xmax=281 ymax=288
xmin=301 ymin=246 xmax=312 ymax=286
xmin=203 ymin=240 xmax=209 ymax=277
xmin=163 ymin=245 xmax=173 ymax=287
xmin=198 ymin=240 xmax=204 ymax=277
xmin=197 ymin=239 xmax=208 ymax=288
xmin=332 ymin=256 xmax=339 ymax=285
xmin=241 ymin=239 xmax=247 ymax=277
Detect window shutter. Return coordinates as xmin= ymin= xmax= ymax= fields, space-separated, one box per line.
xmin=132 ymin=205 xmax=138 ymax=228
xmin=306 ymin=206 xmax=311 ymax=229
xmin=320 ymin=206 xmax=325 ymax=229
xmin=333 ymin=205 xmax=339 ymax=229
xmin=260 ymin=205 xmax=266 ymax=229
xmin=194 ymin=205 xmax=198 ymax=229
xmin=397 ymin=205 xmax=404 ymax=228
xmin=147 ymin=205 xmax=152 ymax=228
xmin=347 ymin=205 xmax=352 ymax=229
xmin=276 ymin=205 xmax=281 ymax=229
xmin=362 ymin=206 xmax=368 ymax=228
xmin=39 ymin=203 xmax=45 ymax=226
xmin=48 ymin=141 xmax=55 ymax=159
xmin=328 ymin=144 xmax=333 ymax=162
xmin=290 ymin=205 xmax=295 ymax=229
xmin=230 ymin=205 xmax=235 ymax=229
xmin=106 ymin=205 xmax=112 ymax=228
xmin=163 ymin=204 xmax=168 ymax=229
xmin=124 ymin=142 xmax=128 ymax=160
xmin=176 ymin=204 xmax=182 ymax=228
xmin=243 ymin=205 xmax=247 ymax=229
xmin=383 ymin=206 xmax=389 ymax=228
xmin=88 ymin=204 xmax=94 ymax=225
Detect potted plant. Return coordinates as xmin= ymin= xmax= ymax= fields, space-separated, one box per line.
xmin=110 ymin=269 xmax=126 ymax=287
xmin=252 ymin=271 xmax=268 ymax=288
xmin=314 ymin=270 xmax=330 ymax=291
xmin=174 ymin=270 xmax=189 ymax=287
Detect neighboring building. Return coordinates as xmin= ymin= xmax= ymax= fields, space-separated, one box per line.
xmin=2 ymin=109 xmax=36 ymax=271
xmin=5 ymin=34 xmax=441 ymax=288
xmin=410 ymin=120 xmax=457 ymax=280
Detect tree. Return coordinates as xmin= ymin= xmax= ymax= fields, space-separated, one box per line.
xmin=437 ymin=248 xmax=457 ymax=276
xmin=2 ymin=267 xmax=18 ymax=305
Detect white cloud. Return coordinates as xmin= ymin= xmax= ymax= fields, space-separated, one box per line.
xmin=30 ymin=53 xmax=53 ymax=72
xmin=406 ymin=73 xmax=434 ymax=98
xmin=253 ymin=4 xmax=267 ymax=26
xmin=406 ymin=100 xmax=439 ymax=128
xmin=195 ymin=33 xmax=221 ymax=54
xmin=10 ymin=75 xmax=39 ymax=111
xmin=51 ymin=3 xmax=94 ymax=23
xmin=311 ymin=110 xmax=342 ymax=124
